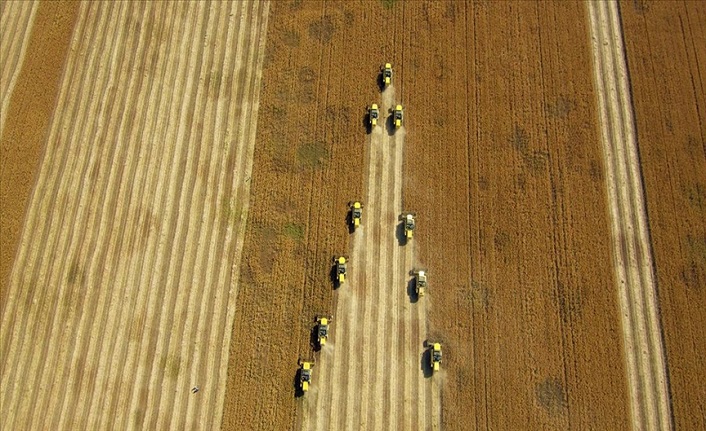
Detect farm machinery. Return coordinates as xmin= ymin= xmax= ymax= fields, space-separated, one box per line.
xmin=334 ymin=256 xmax=348 ymax=285
xmin=413 ymin=270 xmax=428 ymax=297
xmin=369 ymin=104 xmax=379 ymax=127
xmin=400 ymin=212 xmax=416 ymax=241
xmin=298 ymin=359 xmax=315 ymax=392
xmin=393 ymin=104 xmax=404 ymax=129
xmin=315 ymin=315 xmax=333 ymax=347
xmin=349 ymin=201 xmax=363 ymax=230
xmin=427 ymin=342 xmax=443 ymax=373
xmin=383 ymin=63 xmax=393 ymax=87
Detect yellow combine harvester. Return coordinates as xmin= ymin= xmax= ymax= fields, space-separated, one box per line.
xmin=298 ymin=359 xmax=314 ymax=392
xmin=350 ymin=201 xmax=363 ymax=230
xmin=400 ymin=212 xmax=416 ymax=240
xmin=369 ymin=104 xmax=379 ymax=127
xmin=334 ymin=256 xmax=348 ymax=285
xmin=393 ymin=105 xmax=403 ymax=128
xmin=383 ymin=63 xmax=393 ymax=87
xmin=428 ymin=342 xmax=442 ymax=372
xmin=316 ymin=315 xmax=332 ymax=347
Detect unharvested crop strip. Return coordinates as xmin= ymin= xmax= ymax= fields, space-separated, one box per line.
xmin=586 ymin=2 xmax=672 ymax=430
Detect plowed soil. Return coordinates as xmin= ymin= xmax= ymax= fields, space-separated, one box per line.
xmin=620 ymin=1 xmax=706 ymax=429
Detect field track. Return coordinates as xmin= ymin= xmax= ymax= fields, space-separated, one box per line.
xmin=0 ymin=1 xmax=269 ymax=429
xmin=587 ymin=2 xmax=671 ymax=430
xmin=302 ymin=86 xmax=441 ymax=431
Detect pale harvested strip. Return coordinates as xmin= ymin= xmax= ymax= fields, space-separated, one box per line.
xmin=0 ymin=0 xmax=38 ymax=132
xmin=0 ymin=1 xmax=270 ymax=430
xmin=587 ymin=2 xmax=672 ymax=430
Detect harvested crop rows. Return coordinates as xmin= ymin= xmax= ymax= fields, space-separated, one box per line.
xmin=0 ymin=1 xmax=268 ymax=429
xmin=620 ymin=1 xmax=706 ymax=429
xmin=587 ymin=2 xmax=671 ymax=429
xmin=301 ymin=84 xmax=441 ymax=431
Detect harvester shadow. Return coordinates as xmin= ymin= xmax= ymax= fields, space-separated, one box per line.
xmin=385 ymin=113 xmax=396 ymax=136
xmin=377 ymin=71 xmax=385 ymax=92
xmin=407 ymin=277 xmax=419 ymax=304
xmin=421 ymin=347 xmax=434 ymax=379
xmin=293 ymin=369 xmax=305 ymax=398
xmin=346 ymin=210 xmax=355 ymax=235
xmin=362 ymin=111 xmax=372 ymax=135
xmin=395 ymin=221 xmax=407 ymax=246
xmin=310 ymin=325 xmax=322 ymax=352
xmin=330 ymin=264 xmax=340 ymax=290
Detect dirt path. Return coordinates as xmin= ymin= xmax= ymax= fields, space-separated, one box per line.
xmin=301 ymin=85 xmax=441 ymax=431
xmin=0 ymin=2 xmax=269 ymax=429
xmin=586 ymin=2 xmax=672 ymax=430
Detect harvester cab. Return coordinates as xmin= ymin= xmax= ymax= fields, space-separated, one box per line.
xmin=316 ymin=315 xmax=333 ymax=347
xmin=383 ymin=63 xmax=393 ymax=87
xmin=369 ymin=104 xmax=379 ymax=127
xmin=298 ymin=359 xmax=315 ymax=392
xmin=401 ymin=213 xmax=416 ymax=240
xmin=350 ymin=201 xmax=363 ymax=230
xmin=393 ymin=105 xmax=404 ymax=128
xmin=335 ymin=256 xmax=348 ymax=285
xmin=414 ymin=270 xmax=428 ymax=297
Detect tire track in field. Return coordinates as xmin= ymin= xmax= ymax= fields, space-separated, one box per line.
xmin=0 ymin=1 xmax=270 ymax=429
xmin=0 ymin=0 xmax=38 ymax=132
xmin=587 ymin=2 xmax=672 ymax=430
xmin=303 ymin=85 xmax=440 ymax=430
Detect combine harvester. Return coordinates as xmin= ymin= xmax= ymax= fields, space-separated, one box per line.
xmin=413 ymin=269 xmax=428 ymax=297
xmin=334 ymin=256 xmax=348 ymax=286
xmin=298 ymin=359 xmax=315 ymax=393
xmin=400 ymin=212 xmax=416 ymax=241
xmin=427 ymin=342 xmax=443 ymax=373
xmin=393 ymin=104 xmax=404 ymax=129
xmin=382 ymin=63 xmax=393 ymax=87
xmin=349 ymin=201 xmax=363 ymax=230
xmin=315 ymin=315 xmax=333 ymax=347
xmin=368 ymin=104 xmax=379 ymax=128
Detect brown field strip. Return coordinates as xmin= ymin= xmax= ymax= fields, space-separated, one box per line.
xmin=620 ymin=1 xmax=706 ymax=429
xmin=403 ymin=2 xmax=631 ymax=429
xmin=0 ymin=2 xmax=269 ymax=429
xmin=0 ymin=0 xmax=38 ymax=130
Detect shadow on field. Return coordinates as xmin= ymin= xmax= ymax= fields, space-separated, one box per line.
xmin=310 ymin=324 xmax=321 ymax=352
xmin=293 ymin=369 xmax=305 ymax=398
xmin=385 ymin=113 xmax=397 ymax=136
xmin=346 ymin=210 xmax=356 ymax=234
xmin=330 ymin=264 xmax=340 ymax=290
xmin=363 ymin=111 xmax=373 ymax=135
xmin=377 ymin=71 xmax=386 ymax=92
xmin=421 ymin=346 xmax=434 ymax=379
xmin=407 ymin=277 xmax=418 ymax=304
xmin=395 ymin=221 xmax=407 ymax=246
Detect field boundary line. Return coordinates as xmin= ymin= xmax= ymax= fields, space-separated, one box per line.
xmin=586 ymin=2 xmax=672 ymax=430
